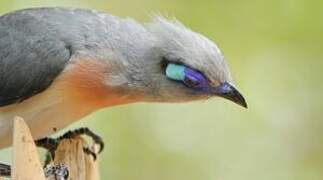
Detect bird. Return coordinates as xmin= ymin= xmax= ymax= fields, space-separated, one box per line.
xmin=0 ymin=7 xmax=247 ymax=149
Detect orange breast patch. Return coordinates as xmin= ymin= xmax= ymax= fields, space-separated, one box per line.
xmin=58 ymin=59 xmax=122 ymax=111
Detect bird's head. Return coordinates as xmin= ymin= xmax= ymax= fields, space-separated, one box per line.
xmin=104 ymin=16 xmax=247 ymax=108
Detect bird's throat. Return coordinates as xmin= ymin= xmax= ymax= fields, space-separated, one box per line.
xmin=61 ymin=58 xmax=142 ymax=110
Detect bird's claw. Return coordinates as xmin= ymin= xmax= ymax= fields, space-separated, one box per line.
xmin=35 ymin=137 xmax=59 ymax=160
xmin=60 ymin=127 xmax=104 ymax=154
xmin=36 ymin=127 xmax=104 ymax=161
xmin=83 ymin=147 xmax=98 ymax=160
xmin=1 ymin=128 xmax=103 ymax=178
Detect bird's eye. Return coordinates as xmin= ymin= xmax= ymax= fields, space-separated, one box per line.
xmin=183 ymin=67 xmax=208 ymax=89
xmin=183 ymin=77 xmax=200 ymax=88
xmin=165 ymin=63 xmax=208 ymax=90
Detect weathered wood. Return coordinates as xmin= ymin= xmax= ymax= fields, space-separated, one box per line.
xmin=8 ymin=117 xmax=100 ymax=180
xmin=52 ymin=137 xmax=100 ymax=180
xmin=12 ymin=116 xmax=46 ymax=180
xmin=84 ymin=146 xmax=100 ymax=180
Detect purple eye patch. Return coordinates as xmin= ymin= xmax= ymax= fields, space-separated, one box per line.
xmin=166 ymin=63 xmax=209 ymax=90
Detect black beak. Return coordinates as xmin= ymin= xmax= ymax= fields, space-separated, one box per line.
xmin=212 ymin=82 xmax=247 ymax=108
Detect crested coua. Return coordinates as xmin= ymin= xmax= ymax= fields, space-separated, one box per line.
xmin=0 ymin=7 xmax=247 ymax=148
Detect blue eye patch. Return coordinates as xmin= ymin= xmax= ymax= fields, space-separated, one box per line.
xmin=165 ymin=63 xmax=209 ymax=90
xmin=165 ymin=63 xmax=186 ymax=81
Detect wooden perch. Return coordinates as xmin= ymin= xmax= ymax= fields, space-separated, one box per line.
xmin=10 ymin=117 xmax=100 ymax=180
xmin=51 ymin=137 xmax=100 ymax=180
xmin=12 ymin=116 xmax=46 ymax=180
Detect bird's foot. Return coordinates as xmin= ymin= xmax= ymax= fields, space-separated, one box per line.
xmin=60 ymin=127 xmax=104 ymax=157
xmin=0 ymin=128 xmax=103 ymax=178
xmin=35 ymin=137 xmax=59 ymax=161
xmin=36 ymin=127 xmax=104 ymax=161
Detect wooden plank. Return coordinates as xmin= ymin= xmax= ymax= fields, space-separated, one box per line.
xmin=11 ymin=116 xmax=46 ymax=180
xmin=52 ymin=136 xmax=100 ymax=180
xmin=8 ymin=116 xmax=100 ymax=179
xmin=85 ymin=146 xmax=100 ymax=180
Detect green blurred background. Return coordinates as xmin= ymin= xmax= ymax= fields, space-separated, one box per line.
xmin=0 ymin=0 xmax=322 ymax=180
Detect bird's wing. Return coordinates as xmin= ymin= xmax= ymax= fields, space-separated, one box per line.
xmin=0 ymin=16 xmax=71 ymax=107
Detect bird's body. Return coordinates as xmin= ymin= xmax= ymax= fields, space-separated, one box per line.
xmin=0 ymin=7 xmax=246 ymax=149
xmin=0 ymin=8 xmax=149 ymax=148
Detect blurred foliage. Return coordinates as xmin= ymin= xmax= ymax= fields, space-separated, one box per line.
xmin=0 ymin=0 xmax=322 ymax=180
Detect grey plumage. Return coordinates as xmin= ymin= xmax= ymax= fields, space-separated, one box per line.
xmin=0 ymin=8 xmax=74 ymax=106
xmin=0 ymin=7 xmax=233 ymax=105
xmin=0 ymin=7 xmax=245 ymax=148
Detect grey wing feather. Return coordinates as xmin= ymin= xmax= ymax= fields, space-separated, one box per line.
xmin=0 ymin=11 xmax=72 ymax=106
